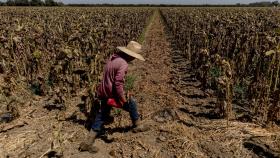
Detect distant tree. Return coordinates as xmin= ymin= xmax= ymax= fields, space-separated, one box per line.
xmin=248 ymin=1 xmax=279 ymax=7
xmin=272 ymin=0 xmax=279 ymax=6
xmin=54 ymin=1 xmax=64 ymax=6
xmin=14 ymin=0 xmax=29 ymax=6
xmin=1 ymin=0 xmax=63 ymax=6
xmin=45 ymin=0 xmax=57 ymax=6
xmin=6 ymin=0 xmax=15 ymax=6
xmin=30 ymin=0 xmax=44 ymax=6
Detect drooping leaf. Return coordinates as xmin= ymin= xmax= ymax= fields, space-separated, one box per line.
xmin=265 ymin=50 xmax=276 ymax=56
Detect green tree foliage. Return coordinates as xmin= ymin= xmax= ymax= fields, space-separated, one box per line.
xmin=6 ymin=0 xmax=15 ymax=6
xmin=248 ymin=1 xmax=279 ymax=7
xmin=30 ymin=0 xmax=44 ymax=6
xmin=15 ymin=0 xmax=29 ymax=6
xmin=45 ymin=0 xmax=56 ymax=6
xmin=272 ymin=0 xmax=279 ymax=6
xmin=3 ymin=0 xmax=63 ymax=6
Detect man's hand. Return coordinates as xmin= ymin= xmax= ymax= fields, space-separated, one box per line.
xmin=120 ymin=95 xmax=127 ymax=105
xmin=126 ymin=90 xmax=134 ymax=100
xmin=120 ymin=91 xmax=134 ymax=106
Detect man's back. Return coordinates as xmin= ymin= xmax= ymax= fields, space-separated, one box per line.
xmin=97 ymin=54 xmax=128 ymax=99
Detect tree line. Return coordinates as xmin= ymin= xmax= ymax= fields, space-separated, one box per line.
xmin=68 ymin=3 xmax=279 ymax=7
xmin=0 ymin=0 xmax=278 ymax=7
xmin=68 ymin=1 xmax=279 ymax=7
xmin=247 ymin=1 xmax=279 ymax=7
xmin=0 ymin=0 xmax=64 ymax=6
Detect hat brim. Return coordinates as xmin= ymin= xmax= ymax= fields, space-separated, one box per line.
xmin=117 ymin=47 xmax=145 ymax=61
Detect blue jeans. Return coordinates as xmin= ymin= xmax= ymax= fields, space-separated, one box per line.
xmin=91 ymin=98 xmax=139 ymax=133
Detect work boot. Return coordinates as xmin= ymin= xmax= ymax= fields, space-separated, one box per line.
xmin=104 ymin=115 xmax=114 ymax=125
xmin=132 ymin=120 xmax=150 ymax=133
xmin=132 ymin=119 xmax=140 ymax=128
xmin=79 ymin=130 xmax=99 ymax=153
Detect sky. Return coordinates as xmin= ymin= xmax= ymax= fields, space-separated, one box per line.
xmin=60 ymin=0 xmax=272 ymax=4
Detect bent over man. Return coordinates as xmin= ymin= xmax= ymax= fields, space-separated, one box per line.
xmin=79 ymin=41 xmax=145 ymax=153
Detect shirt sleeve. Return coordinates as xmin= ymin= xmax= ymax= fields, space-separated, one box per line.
xmin=115 ymin=63 xmax=128 ymax=98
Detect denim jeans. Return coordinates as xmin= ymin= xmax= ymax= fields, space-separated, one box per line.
xmin=91 ymin=98 xmax=139 ymax=133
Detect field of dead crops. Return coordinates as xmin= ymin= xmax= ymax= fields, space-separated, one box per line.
xmin=0 ymin=7 xmax=279 ymax=158
xmin=161 ymin=7 xmax=280 ymax=125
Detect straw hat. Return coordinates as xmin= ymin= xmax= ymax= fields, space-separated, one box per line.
xmin=117 ymin=41 xmax=145 ymax=61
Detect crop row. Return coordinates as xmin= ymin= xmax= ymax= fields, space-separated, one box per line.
xmin=0 ymin=7 xmax=153 ymax=108
xmin=161 ymin=8 xmax=280 ymax=124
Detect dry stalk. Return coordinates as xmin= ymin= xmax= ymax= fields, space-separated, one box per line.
xmin=39 ymin=148 xmax=52 ymax=158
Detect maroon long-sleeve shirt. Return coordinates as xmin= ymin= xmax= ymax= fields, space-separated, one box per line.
xmin=97 ymin=54 xmax=128 ymax=99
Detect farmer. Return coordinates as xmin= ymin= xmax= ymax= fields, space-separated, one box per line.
xmin=79 ymin=41 xmax=146 ymax=153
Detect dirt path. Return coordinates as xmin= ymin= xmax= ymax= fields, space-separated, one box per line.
xmin=1 ymin=10 xmax=280 ymax=158
xmin=73 ymin=10 xmax=192 ymax=158
xmin=91 ymin=10 xmax=186 ymax=158
xmin=69 ymin=10 xmax=187 ymax=158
